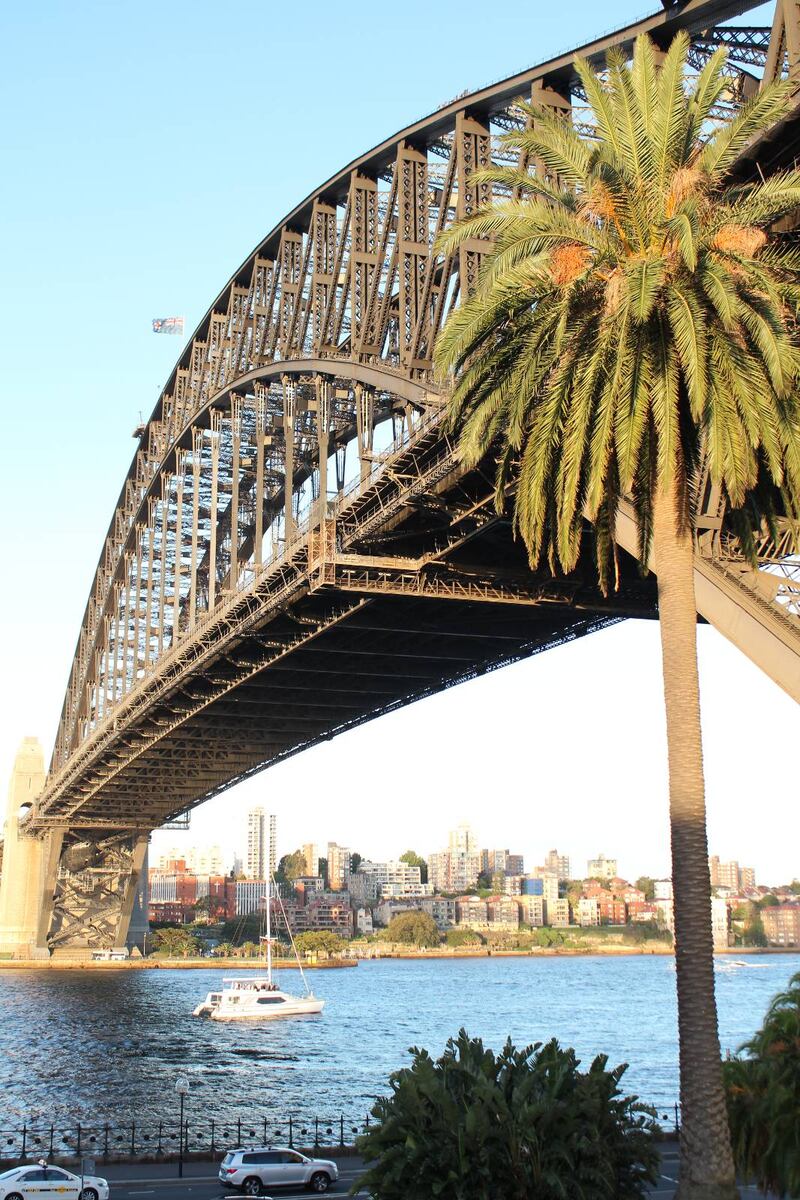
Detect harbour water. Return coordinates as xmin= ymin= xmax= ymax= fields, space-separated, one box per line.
xmin=1 ymin=953 xmax=797 ymax=1129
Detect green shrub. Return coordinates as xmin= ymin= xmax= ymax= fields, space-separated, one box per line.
xmin=384 ymin=910 xmax=440 ymax=947
xmin=445 ymin=928 xmax=483 ymax=947
xmin=355 ymin=1029 xmax=658 ymax=1200
xmin=293 ymin=931 xmax=342 ymax=955
xmin=723 ymin=970 xmax=800 ymax=1197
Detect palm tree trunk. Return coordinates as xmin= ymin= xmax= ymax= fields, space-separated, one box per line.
xmin=652 ymin=483 xmax=738 ymax=1200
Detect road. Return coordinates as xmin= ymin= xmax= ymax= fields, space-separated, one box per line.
xmin=96 ymin=1149 xmax=769 ymax=1199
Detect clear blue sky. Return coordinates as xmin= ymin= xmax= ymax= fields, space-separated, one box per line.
xmin=1 ymin=0 xmax=793 ymax=884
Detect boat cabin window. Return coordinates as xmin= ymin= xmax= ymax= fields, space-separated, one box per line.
xmin=256 ymin=995 xmax=286 ymax=1004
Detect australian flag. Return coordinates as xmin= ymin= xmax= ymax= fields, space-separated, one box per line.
xmin=152 ymin=317 xmax=185 ymax=335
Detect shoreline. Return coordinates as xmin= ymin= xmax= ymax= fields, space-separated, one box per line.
xmin=0 ymin=946 xmax=793 ymax=970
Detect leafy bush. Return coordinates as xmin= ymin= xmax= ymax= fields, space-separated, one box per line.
xmin=293 ymin=931 xmax=342 ymax=955
xmin=622 ymin=922 xmax=673 ymax=944
xmin=445 ymin=928 xmax=484 ymax=947
xmin=723 ymin=971 xmax=800 ymax=1197
xmin=384 ymin=910 xmax=440 ymax=947
xmin=530 ymin=926 xmax=568 ymax=947
xmin=150 ymin=927 xmax=201 ymax=957
xmin=355 ymin=1029 xmax=658 ymax=1200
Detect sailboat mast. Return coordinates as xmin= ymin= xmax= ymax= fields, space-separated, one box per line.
xmin=266 ymin=834 xmax=272 ymax=982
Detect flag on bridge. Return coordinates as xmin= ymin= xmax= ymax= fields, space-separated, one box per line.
xmin=152 ymin=317 xmax=185 ymax=335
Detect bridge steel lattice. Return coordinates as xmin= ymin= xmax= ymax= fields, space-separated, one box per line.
xmin=1 ymin=0 xmax=799 ymax=957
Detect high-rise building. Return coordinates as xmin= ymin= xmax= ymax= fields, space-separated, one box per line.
xmin=587 ymin=854 xmax=617 ymax=880
xmin=428 ymin=849 xmax=481 ymax=893
xmin=448 ymin=823 xmax=478 ymax=854
xmin=302 ymin=843 xmax=320 ymax=876
xmin=246 ymin=807 xmax=265 ymax=879
xmin=327 ymin=842 xmax=351 ymax=891
xmin=268 ymin=813 xmax=277 ymax=879
xmin=156 ymin=844 xmax=226 ymax=875
xmin=480 ymin=849 xmax=525 ymax=877
xmin=545 ymin=849 xmax=571 ymax=880
xmin=709 ymin=857 xmax=755 ymax=892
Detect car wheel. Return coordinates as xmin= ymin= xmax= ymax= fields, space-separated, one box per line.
xmin=7 ymin=1193 xmax=24 ymax=1200
xmin=242 ymin=1177 xmax=263 ymax=1196
xmin=80 ymin=1189 xmax=99 ymax=1200
xmin=309 ymin=1173 xmax=331 ymax=1194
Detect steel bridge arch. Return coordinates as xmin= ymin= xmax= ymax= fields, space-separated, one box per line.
xmin=0 ymin=0 xmax=798 ymax=958
xmin=48 ymin=0 xmax=800 ymax=810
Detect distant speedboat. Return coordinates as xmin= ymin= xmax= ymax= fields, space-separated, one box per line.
xmin=193 ymin=976 xmax=324 ymax=1021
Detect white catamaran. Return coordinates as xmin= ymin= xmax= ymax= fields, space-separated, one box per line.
xmin=192 ymin=875 xmax=324 ymax=1022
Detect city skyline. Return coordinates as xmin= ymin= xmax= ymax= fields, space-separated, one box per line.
xmin=149 ymin=816 xmax=785 ymax=891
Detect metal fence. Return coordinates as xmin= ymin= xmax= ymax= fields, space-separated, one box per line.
xmin=0 ymin=1103 xmax=682 ymax=1164
xmin=0 ymin=1114 xmax=372 ymax=1163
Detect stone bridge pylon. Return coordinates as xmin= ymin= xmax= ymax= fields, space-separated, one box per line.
xmin=0 ymin=739 xmax=148 ymax=959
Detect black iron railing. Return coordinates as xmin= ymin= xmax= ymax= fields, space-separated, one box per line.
xmin=0 ymin=1102 xmax=681 ymax=1164
xmin=0 ymin=1114 xmax=372 ymax=1163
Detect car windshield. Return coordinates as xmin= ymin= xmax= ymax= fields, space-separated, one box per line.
xmin=0 ymin=1169 xmax=21 ymax=1180
xmin=221 ymin=1153 xmax=234 ymax=1165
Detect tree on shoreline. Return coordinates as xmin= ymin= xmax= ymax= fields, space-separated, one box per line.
xmin=435 ymin=35 xmax=800 ymax=1199
xmin=356 ymin=1028 xmax=659 ymax=1200
xmin=385 ymin=910 xmax=440 ymax=947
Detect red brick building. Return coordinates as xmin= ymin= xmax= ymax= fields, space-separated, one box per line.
xmin=762 ymin=904 xmax=800 ymax=946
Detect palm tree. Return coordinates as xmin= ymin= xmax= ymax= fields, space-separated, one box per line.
xmin=434 ymin=34 xmax=800 ymax=1200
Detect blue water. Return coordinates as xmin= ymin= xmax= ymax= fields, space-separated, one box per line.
xmin=0 ymin=954 xmax=796 ymax=1129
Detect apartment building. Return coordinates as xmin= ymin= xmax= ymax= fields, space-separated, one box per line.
xmin=762 ymin=904 xmax=800 ymax=946
xmin=302 ymin=843 xmax=320 ymax=876
xmin=355 ymin=908 xmax=374 ymax=936
xmin=449 ymin=823 xmax=478 ymax=854
xmin=455 ymin=896 xmax=488 ymax=929
xmin=518 ymin=894 xmax=545 ymax=927
xmin=709 ymin=857 xmax=756 ymax=892
xmin=544 ymin=898 xmax=570 ymax=927
xmin=544 ymin=849 xmax=571 ymax=880
xmin=587 ymin=854 xmax=618 ymax=879
xmin=246 ymin=807 xmax=266 ymax=879
xmin=327 ymin=842 xmax=351 ymax=891
xmin=711 ymin=896 xmax=731 ymax=948
xmin=481 ymin=850 xmax=525 ymax=877
xmin=282 ymin=894 xmax=353 ymax=937
xmin=428 ymin=849 xmax=481 ymax=893
xmin=374 ymin=897 xmax=456 ymax=930
xmin=487 ymin=897 xmax=520 ymax=931
xmin=348 ymin=860 xmax=428 ymax=903
xmin=578 ymin=897 xmax=601 ymax=927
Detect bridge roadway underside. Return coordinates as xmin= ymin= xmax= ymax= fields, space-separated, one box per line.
xmin=43 ymin=491 xmax=660 ymax=834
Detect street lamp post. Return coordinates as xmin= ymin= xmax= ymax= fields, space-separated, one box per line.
xmin=175 ymin=1074 xmax=189 ymax=1178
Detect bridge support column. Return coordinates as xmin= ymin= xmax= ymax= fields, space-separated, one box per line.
xmin=0 ymin=738 xmax=59 ymax=960
xmin=47 ymin=831 xmax=150 ymax=956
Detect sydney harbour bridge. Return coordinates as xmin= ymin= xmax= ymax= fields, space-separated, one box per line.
xmin=1 ymin=0 xmax=799 ymax=957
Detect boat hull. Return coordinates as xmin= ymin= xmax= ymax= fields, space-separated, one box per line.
xmin=209 ymin=998 xmax=325 ymax=1021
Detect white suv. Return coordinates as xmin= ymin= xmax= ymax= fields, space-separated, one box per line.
xmin=219 ymin=1147 xmax=338 ymax=1194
